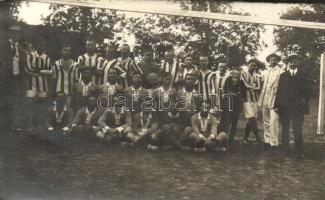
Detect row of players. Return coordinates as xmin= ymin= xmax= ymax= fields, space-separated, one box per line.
xmin=10 ymin=37 xmax=311 ymax=157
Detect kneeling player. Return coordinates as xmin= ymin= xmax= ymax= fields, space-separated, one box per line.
xmin=46 ymin=92 xmax=74 ymax=133
xmin=69 ymin=96 xmax=103 ymax=141
xmin=97 ymin=100 xmax=132 ymax=143
xmin=188 ymin=103 xmax=228 ymax=152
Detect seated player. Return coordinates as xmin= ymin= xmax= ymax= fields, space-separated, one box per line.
xmin=69 ymin=96 xmax=103 ymax=141
xmin=46 ymin=92 xmax=74 ymax=133
xmin=124 ymin=72 xmax=148 ymax=113
xmin=150 ymin=107 xmax=192 ymax=151
xmin=72 ymin=69 xmax=98 ymax=112
xmin=125 ymin=108 xmax=159 ymax=148
xmin=98 ymin=67 xmax=124 ymax=109
xmin=97 ymin=99 xmax=132 ymax=143
xmin=176 ymin=73 xmax=201 ymax=127
xmin=153 ymin=72 xmax=177 ymax=112
xmin=187 ymin=102 xmax=228 ymax=152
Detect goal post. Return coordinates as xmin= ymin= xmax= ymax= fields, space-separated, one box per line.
xmin=317 ymin=53 xmax=325 ymax=135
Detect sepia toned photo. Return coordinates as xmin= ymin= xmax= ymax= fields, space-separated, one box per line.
xmin=0 ymin=0 xmax=324 ymax=199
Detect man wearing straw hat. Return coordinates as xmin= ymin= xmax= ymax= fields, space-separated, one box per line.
xmin=258 ymin=53 xmax=284 ymax=148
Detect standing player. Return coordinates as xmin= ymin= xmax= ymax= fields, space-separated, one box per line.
xmin=241 ymin=59 xmax=262 ymax=145
xmin=116 ymin=44 xmax=143 ymax=87
xmin=138 ymin=50 xmax=163 ymax=89
xmin=52 ymin=44 xmax=79 ymax=106
xmin=197 ymin=54 xmax=217 ymax=109
xmin=159 ymin=50 xmax=183 ymax=89
xmin=77 ymin=39 xmax=103 ymax=84
xmin=215 ymin=62 xmax=230 ymax=132
xmin=223 ymin=69 xmax=243 ymax=144
xmin=176 ymin=54 xmax=198 ymax=90
xmin=25 ymin=37 xmax=53 ymax=130
xmin=258 ymin=53 xmax=283 ymax=148
xmin=97 ymin=44 xmax=125 ymax=85
xmin=9 ymin=36 xmax=29 ymax=132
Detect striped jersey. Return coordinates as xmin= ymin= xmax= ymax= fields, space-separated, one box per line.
xmin=77 ymin=53 xmax=103 ymax=83
xmin=241 ymin=70 xmax=260 ymax=103
xmin=10 ymin=41 xmax=26 ymax=75
xmin=25 ymin=51 xmax=52 ymax=93
xmin=116 ymin=57 xmax=143 ymax=87
xmin=53 ymin=59 xmax=79 ymax=95
xmin=197 ymin=69 xmax=216 ymax=102
xmin=97 ymin=58 xmax=125 ymax=85
xmin=159 ymin=59 xmax=183 ymax=89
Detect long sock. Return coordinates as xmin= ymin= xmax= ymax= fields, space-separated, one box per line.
xmin=251 ymin=120 xmax=261 ymax=144
xmin=244 ymin=122 xmax=251 ymax=141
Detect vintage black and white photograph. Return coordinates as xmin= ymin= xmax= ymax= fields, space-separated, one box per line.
xmin=0 ymin=0 xmax=325 ymax=199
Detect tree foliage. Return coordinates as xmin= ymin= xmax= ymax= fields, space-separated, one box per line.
xmin=274 ymin=4 xmax=325 ymax=69
xmin=41 ymin=1 xmax=265 ymax=66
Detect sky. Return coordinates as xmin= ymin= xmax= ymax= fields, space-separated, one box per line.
xmin=18 ymin=1 xmax=299 ymax=60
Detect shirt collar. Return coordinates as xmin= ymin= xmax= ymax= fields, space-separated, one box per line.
xmin=289 ymin=68 xmax=297 ymax=74
xmin=168 ymin=112 xmax=180 ymax=118
xmin=82 ymin=81 xmax=91 ymax=86
xmin=86 ymin=107 xmax=97 ymax=114
xmin=198 ymin=112 xmax=210 ymax=120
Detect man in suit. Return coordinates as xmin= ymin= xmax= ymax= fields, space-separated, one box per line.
xmin=223 ymin=69 xmax=243 ymax=144
xmin=258 ymin=53 xmax=284 ymax=148
xmin=274 ymin=54 xmax=311 ymax=159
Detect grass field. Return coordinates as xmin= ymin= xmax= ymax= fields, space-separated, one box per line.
xmin=0 ymin=97 xmax=324 ymax=200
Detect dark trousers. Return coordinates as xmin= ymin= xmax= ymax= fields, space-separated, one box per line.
xmin=227 ymin=109 xmax=241 ymax=142
xmin=281 ymin=110 xmax=304 ymax=154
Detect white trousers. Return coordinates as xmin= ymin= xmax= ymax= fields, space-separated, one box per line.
xmin=262 ymin=106 xmax=279 ymax=146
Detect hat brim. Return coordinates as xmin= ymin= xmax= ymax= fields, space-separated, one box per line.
xmin=287 ymin=55 xmax=300 ymax=62
xmin=266 ymin=54 xmax=281 ymax=63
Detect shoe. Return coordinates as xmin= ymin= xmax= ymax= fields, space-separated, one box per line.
xmin=194 ymin=147 xmax=206 ymax=152
xmin=270 ymin=145 xmax=278 ymax=150
xmin=241 ymin=140 xmax=250 ymax=145
xmin=147 ymin=144 xmax=159 ymax=151
xmin=214 ymin=147 xmax=227 ymax=152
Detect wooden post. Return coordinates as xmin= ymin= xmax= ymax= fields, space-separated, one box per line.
xmin=317 ymin=53 xmax=325 ymax=135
